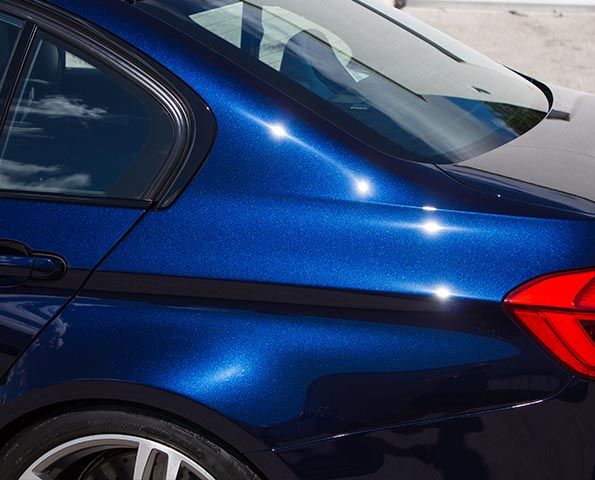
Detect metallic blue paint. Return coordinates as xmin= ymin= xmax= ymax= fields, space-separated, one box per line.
xmin=0 ymin=199 xmax=141 ymax=374
xmin=41 ymin=0 xmax=594 ymax=304
xmin=0 ymin=200 xmax=139 ymax=269
xmin=103 ymin=194 xmax=594 ymax=303
xmin=0 ymin=294 xmax=571 ymax=446
xmin=0 ymin=1 xmax=593 ymax=479
xmin=270 ymin=380 xmax=595 ymax=480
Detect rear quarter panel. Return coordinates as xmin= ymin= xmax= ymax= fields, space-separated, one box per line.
xmin=7 ymin=2 xmax=595 ymax=479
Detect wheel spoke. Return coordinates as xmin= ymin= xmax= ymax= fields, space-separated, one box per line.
xmin=133 ymin=442 xmax=157 ymax=480
xmin=18 ymin=434 xmax=218 ymax=480
xmin=17 ymin=473 xmax=43 ymax=480
xmin=165 ymin=453 xmax=182 ymax=480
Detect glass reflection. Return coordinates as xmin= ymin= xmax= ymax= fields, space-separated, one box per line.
xmin=0 ymin=33 xmax=174 ymax=198
xmin=139 ymin=0 xmax=550 ymax=163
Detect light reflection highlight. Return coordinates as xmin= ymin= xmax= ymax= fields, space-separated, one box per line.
xmin=245 ymin=113 xmax=379 ymax=199
xmin=435 ymin=287 xmax=452 ymax=300
xmin=209 ymin=364 xmax=247 ymax=383
xmin=269 ymin=124 xmax=289 ymax=139
xmin=421 ymin=220 xmax=445 ymax=235
xmin=355 ymin=178 xmax=372 ymax=196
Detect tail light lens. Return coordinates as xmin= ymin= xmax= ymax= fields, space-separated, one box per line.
xmin=505 ymin=269 xmax=595 ymax=379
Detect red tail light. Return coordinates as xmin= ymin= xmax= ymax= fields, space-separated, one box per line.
xmin=505 ymin=269 xmax=595 ymax=379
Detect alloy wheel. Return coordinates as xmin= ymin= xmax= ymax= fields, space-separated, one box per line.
xmin=18 ymin=434 xmax=217 ymax=480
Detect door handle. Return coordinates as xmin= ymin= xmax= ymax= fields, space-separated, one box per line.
xmin=0 ymin=253 xmax=65 ymax=281
xmin=0 ymin=255 xmax=35 ymax=277
xmin=0 ymin=240 xmax=66 ymax=287
xmin=31 ymin=254 xmax=67 ymax=280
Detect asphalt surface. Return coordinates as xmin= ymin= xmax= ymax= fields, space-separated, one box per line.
xmin=405 ymin=5 xmax=595 ymax=93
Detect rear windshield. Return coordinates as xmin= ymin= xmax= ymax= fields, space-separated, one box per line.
xmin=137 ymin=0 xmax=550 ymax=164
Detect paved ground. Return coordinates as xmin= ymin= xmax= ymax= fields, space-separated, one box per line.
xmin=405 ymin=5 xmax=595 ymax=93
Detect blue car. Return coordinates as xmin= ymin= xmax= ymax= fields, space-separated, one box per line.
xmin=0 ymin=0 xmax=593 ymax=479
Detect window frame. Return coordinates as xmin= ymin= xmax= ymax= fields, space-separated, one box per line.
xmin=0 ymin=0 xmax=215 ymax=209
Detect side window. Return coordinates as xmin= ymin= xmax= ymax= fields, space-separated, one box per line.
xmin=0 ymin=13 xmax=23 ymax=88
xmin=0 ymin=31 xmax=175 ymax=199
xmin=190 ymin=3 xmax=353 ymax=74
xmin=189 ymin=3 xmax=364 ymax=100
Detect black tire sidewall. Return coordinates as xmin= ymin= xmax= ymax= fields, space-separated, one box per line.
xmin=0 ymin=407 xmax=259 ymax=480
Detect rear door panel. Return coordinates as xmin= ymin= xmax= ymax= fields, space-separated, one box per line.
xmin=0 ymin=7 xmax=181 ymax=375
xmin=0 ymin=199 xmax=142 ymax=374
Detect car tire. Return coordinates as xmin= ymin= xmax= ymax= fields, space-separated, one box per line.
xmin=0 ymin=407 xmax=260 ymax=480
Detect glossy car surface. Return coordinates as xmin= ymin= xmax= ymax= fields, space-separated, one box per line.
xmin=0 ymin=0 xmax=593 ymax=479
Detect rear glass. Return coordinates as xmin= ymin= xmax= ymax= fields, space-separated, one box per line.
xmin=138 ymin=0 xmax=550 ymax=164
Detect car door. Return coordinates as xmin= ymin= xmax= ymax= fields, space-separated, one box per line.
xmin=0 ymin=9 xmax=182 ymax=375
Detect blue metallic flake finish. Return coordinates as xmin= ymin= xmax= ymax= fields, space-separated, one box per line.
xmin=102 ymin=194 xmax=595 ymax=303
xmin=0 ymin=199 xmax=141 ymax=375
xmin=0 ymin=294 xmax=65 ymax=367
xmin=0 ymin=294 xmax=570 ymax=449
xmin=271 ymin=381 xmax=595 ymax=480
xmin=0 ymin=200 xmax=140 ymax=269
xmin=0 ymin=1 xmax=593 ymax=480
xmin=39 ymin=0 xmax=594 ymax=303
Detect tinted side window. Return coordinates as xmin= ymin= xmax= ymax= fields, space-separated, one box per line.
xmin=0 ymin=13 xmax=22 ymax=89
xmin=0 ymin=31 xmax=175 ymax=199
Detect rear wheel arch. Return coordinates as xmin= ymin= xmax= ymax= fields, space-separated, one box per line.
xmin=0 ymin=407 xmax=260 ymax=480
xmin=0 ymin=381 xmax=276 ymax=477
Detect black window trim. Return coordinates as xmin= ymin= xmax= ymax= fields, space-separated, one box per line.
xmin=0 ymin=0 xmax=216 ymax=209
xmin=0 ymin=21 xmax=36 ymax=138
